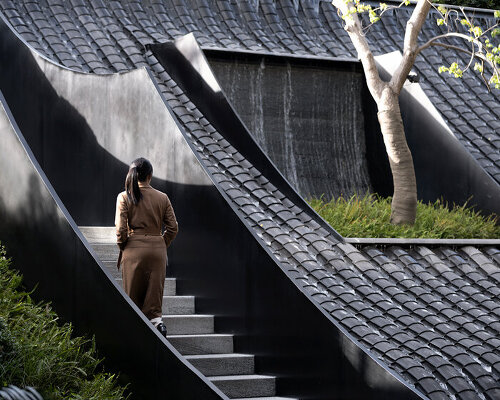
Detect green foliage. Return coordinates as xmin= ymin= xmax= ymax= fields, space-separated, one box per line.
xmin=0 ymin=246 xmax=127 ymax=400
xmin=434 ymin=4 xmax=500 ymax=89
xmin=339 ymin=0 xmax=389 ymax=23
xmin=439 ymin=62 xmax=464 ymax=76
xmin=308 ymin=193 xmax=500 ymax=238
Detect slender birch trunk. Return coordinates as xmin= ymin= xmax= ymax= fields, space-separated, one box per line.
xmin=377 ymin=101 xmax=417 ymax=224
xmin=331 ymin=0 xmax=431 ymax=225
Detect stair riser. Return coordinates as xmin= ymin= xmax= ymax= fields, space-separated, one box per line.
xmin=163 ymin=296 xmax=194 ymax=315
xmin=163 ymin=315 xmax=214 ymax=334
xmin=99 ymin=269 xmax=176 ymax=296
xmin=168 ymin=336 xmax=233 ymax=355
xmin=94 ymin=245 xmax=120 ymax=261
xmin=80 ymin=227 xmax=115 ymax=242
xmin=113 ymin=278 xmax=175 ymax=296
xmin=102 ymin=262 xmax=121 ymax=279
xmin=186 ymin=355 xmax=254 ymax=376
xmin=211 ymin=377 xmax=276 ymax=398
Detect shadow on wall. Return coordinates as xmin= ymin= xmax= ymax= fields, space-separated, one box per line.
xmin=0 ymin=19 xmax=220 ymax=230
xmin=0 ymin=19 xmax=122 ymax=224
xmin=0 ymin=16 xmax=239 ymax=300
xmin=0 ymin=96 xmax=226 ymax=400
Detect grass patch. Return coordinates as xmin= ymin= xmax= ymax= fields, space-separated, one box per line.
xmin=0 ymin=245 xmax=128 ymax=400
xmin=308 ymin=194 xmax=500 ymax=239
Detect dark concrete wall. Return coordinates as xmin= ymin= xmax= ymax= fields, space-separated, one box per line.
xmin=207 ymin=52 xmax=380 ymax=200
xmin=0 ymin=19 xmax=212 ymax=228
xmin=0 ymin=20 xmax=227 ymax=399
xmin=0 ymin=92 xmax=226 ymax=400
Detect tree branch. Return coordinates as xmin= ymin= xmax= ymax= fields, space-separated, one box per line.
xmin=390 ymin=0 xmax=432 ymax=93
xmin=425 ymin=41 xmax=479 ymax=58
xmin=423 ymin=41 xmax=499 ymax=92
xmin=332 ymin=0 xmax=384 ymax=101
xmin=417 ymin=32 xmax=483 ymax=54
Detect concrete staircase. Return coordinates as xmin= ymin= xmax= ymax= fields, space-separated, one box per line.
xmin=80 ymin=227 xmax=296 ymax=400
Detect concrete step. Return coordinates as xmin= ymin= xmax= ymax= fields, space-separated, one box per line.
xmin=100 ymin=262 xmax=176 ymax=295
xmin=163 ymin=278 xmax=176 ymax=296
xmin=102 ymin=261 xmax=121 ymax=279
xmin=185 ymin=354 xmax=254 ymax=376
xmin=93 ymin=243 xmax=120 ymax=261
xmin=209 ymin=375 xmax=276 ymax=398
xmin=163 ymin=295 xmax=194 ymax=315
xmin=114 ymin=278 xmax=176 ymax=296
xmin=163 ymin=315 xmax=214 ymax=334
xmin=80 ymin=226 xmax=115 ymax=242
xmin=167 ymin=334 xmax=233 ymax=355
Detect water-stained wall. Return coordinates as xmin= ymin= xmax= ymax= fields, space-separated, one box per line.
xmin=208 ymin=53 xmax=375 ymax=200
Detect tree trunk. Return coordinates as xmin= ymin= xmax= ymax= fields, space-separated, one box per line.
xmin=330 ymin=0 xmax=426 ymax=225
xmin=377 ymin=103 xmax=417 ymax=225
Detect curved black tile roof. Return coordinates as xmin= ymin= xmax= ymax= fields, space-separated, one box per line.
xmin=2 ymin=0 xmax=498 ymax=183
xmin=1 ymin=1 xmax=499 ymax=399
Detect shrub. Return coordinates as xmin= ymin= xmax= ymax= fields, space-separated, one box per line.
xmin=0 ymin=245 xmax=127 ymax=400
xmin=308 ymin=193 xmax=500 ymax=239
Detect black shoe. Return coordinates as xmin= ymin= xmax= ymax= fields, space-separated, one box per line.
xmin=157 ymin=322 xmax=167 ymax=337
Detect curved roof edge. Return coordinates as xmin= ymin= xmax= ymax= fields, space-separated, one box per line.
xmin=147 ymin=35 xmax=428 ymax=400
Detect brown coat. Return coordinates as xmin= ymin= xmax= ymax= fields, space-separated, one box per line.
xmin=115 ymin=183 xmax=178 ymax=250
xmin=114 ymin=183 xmax=178 ymax=320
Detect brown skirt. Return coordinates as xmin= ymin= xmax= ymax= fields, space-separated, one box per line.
xmin=121 ymin=236 xmax=167 ymax=320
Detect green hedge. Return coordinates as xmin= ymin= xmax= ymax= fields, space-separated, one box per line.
xmin=309 ymin=194 xmax=500 ymax=239
xmin=0 ymin=245 xmax=127 ymax=400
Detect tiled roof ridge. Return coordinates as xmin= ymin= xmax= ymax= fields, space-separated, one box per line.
xmin=1 ymin=2 xmax=499 ymax=398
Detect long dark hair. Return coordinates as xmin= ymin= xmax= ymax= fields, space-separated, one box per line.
xmin=125 ymin=157 xmax=153 ymax=205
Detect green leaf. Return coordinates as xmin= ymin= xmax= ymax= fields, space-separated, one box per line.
xmin=369 ymin=8 xmax=380 ymax=23
xmin=469 ymin=26 xmax=482 ymax=37
xmin=494 ymin=10 xmax=500 ymax=18
xmin=449 ymin=62 xmax=463 ymax=78
xmin=473 ymin=62 xmax=483 ymax=72
xmin=492 ymin=28 xmax=500 ymax=38
xmin=380 ymin=3 xmax=388 ymax=11
xmin=437 ymin=18 xmax=445 ymax=26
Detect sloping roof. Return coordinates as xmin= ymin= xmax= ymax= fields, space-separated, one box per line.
xmin=2 ymin=0 xmax=498 ymax=183
xmin=0 ymin=1 xmax=499 ymax=399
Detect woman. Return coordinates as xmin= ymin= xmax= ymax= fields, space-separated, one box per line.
xmin=115 ymin=157 xmax=178 ymax=337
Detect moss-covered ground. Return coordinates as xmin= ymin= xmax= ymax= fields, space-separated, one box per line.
xmin=309 ymin=194 xmax=500 ymax=239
